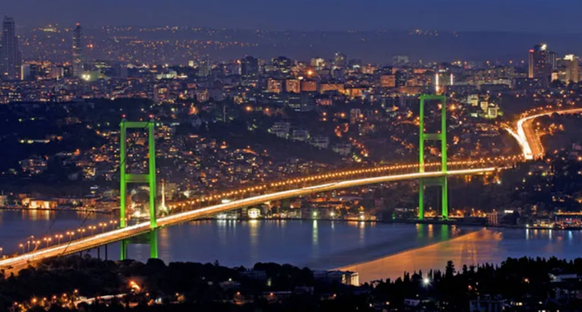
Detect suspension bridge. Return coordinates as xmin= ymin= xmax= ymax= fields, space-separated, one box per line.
xmin=0 ymin=96 xmax=579 ymax=271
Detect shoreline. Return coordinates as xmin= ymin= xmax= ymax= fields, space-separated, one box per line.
xmin=0 ymin=206 xmax=113 ymax=214
xmin=0 ymin=208 xmax=565 ymax=231
xmin=193 ymin=217 xmax=571 ymax=232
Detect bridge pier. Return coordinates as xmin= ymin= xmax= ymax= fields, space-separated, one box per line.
xmin=418 ymin=179 xmax=424 ymax=220
xmin=119 ymin=230 xmax=158 ymax=261
xmin=149 ymin=230 xmax=158 ymax=259
xmin=120 ymin=240 xmax=128 ymax=260
xmin=441 ymin=177 xmax=448 ymax=220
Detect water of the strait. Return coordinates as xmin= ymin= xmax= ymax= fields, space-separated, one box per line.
xmin=1 ymin=210 xmax=579 ymax=282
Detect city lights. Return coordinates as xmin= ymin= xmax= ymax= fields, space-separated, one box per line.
xmin=1 ymin=6 xmax=582 ymax=310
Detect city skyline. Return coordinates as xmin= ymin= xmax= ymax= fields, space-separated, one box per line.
xmin=4 ymin=2 xmax=582 ymax=312
xmin=3 ymin=0 xmax=582 ymax=33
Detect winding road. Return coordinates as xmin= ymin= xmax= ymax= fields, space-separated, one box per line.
xmin=505 ymin=108 xmax=582 ymax=160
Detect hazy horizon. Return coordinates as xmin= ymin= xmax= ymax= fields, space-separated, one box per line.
xmin=3 ymin=0 xmax=582 ymax=34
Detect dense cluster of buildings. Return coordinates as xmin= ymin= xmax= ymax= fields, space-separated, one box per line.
xmin=3 ymin=18 xmax=582 ymax=222
xmin=0 ymin=18 xmax=579 ymax=108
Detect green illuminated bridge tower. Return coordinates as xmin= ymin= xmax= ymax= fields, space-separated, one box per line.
xmin=418 ymin=94 xmax=448 ymax=220
xmin=119 ymin=118 xmax=158 ymax=260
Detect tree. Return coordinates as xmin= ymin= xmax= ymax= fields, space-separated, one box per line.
xmin=445 ymin=261 xmax=456 ymax=279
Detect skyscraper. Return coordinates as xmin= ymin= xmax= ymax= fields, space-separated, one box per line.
xmin=548 ymin=51 xmax=557 ymax=71
xmin=272 ymin=56 xmax=291 ymax=75
xmin=1 ymin=16 xmax=22 ymax=80
xmin=241 ymin=56 xmax=259 ymax=79
xmin=564 ymin=54 xmax=579 ymax=83
xmin=197 ymin=55 xmax=211 ymax=77
xmin=528 ymin=44 xmax=552 ymax=79
xmin=72 ymin=23 xmax=84 ymax=77
xmin=333 ymin=52 xmax=346 ymax=69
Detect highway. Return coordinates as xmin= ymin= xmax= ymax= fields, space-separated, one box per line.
xmin=506 ymin=108 xmax=582 ymax=160
xmin=0 ymin=167 xmax=496 ymax=271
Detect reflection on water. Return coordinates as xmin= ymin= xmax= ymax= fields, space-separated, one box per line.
xmin=337 ymin=229 xmax=502 ymax=282
xmin=22 ymin=209 xmax=50 ymax=221
xmin=2 ymin=210 xmax=582 ymax=284
xmin=336 ymin=227 xmax=582 ymax=283
xmin=0 ymin=210 xmax=113 ymax=255
xmin=249 ymin=219 xmax=259 ymax=264
xmin=15 ymin=209 xmax=103 ymax=222
xmin=312 ymin=220 xmax=318 ymax=246
xmin=152 ymin=220 xmax=469 ymax=270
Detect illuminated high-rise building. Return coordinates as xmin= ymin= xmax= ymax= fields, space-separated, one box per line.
xmin=241 ymin=56 xmax=259 ymax=79
xmin=310 ymin=57 xmax=326 ymax=70
xmin=272 ymin=56 xmax=291 ymax=75
xmin=197 ymin=55 xmax=211 ymax=77
xmin=301 ymin=79 xmax=317 ymax=92
xmin=267 ymin=78 xmax=283 ymax=93
xmin=20 ymin=63 xmax=31 ymax=81
xmin=564 ymin=54 xmax=579 ymax=83
xmin=528 ymin=44 xmax=552 ymax=79
xmin=285 ymin=79 xmax=300 ymax=93
xmin=0 ymin=16 xmax=22 ymax=80
xmin=333 ymin=52 xmax=346 ymax=69
xmin=380 ymin=74 xmax=396 ymax=88
xmin=548 ymin=51 xmax=557 ymax=71
xmin=72 ymin=23 xmax=84 ymax=77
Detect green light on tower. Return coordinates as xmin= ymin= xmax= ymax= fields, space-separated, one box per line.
xmin=119 ymin=118 xmax=158 ymax=260
xmin=418 ymin=94 xmax=448 ymax=221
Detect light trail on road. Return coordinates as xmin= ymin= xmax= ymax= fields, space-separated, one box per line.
xmin=506 ymin=108 xmax=582 ymax=160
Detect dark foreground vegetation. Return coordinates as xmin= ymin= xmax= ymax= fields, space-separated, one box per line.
xmin=4 ymin=256 xmax=582 ymax=311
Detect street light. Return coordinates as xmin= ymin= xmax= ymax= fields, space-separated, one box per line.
xmin=19 ymin=244 xmax=24 ymax=254
xmin=423 ymin=277 xmax=430 ymax=286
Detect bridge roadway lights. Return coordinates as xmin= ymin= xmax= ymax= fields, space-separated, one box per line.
xmin=418 ymin=94 xmax=448 ymax=221
xmin=119 ymin=119 xmax=159 ymax=260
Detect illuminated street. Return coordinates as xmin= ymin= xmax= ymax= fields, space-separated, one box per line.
xmin=5 ymin=3 xmax=582 ymax=309
xmin=506 ymin=108 xmax=582 ymax=160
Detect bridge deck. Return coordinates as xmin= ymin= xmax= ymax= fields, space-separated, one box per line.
xmin=0 ymin=167 xmax=496 ymax=270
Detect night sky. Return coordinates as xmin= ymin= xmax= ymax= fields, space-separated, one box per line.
xmin=2 ymin=0 xmax=579 ymax=33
